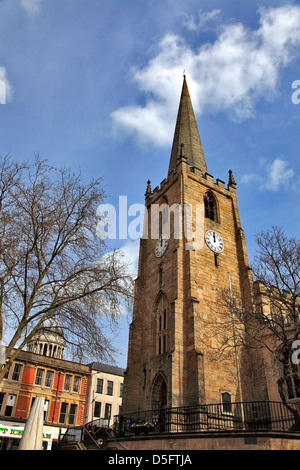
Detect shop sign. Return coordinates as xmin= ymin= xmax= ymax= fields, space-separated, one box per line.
xmin=0 ymin=425 xmax=52 ymax=440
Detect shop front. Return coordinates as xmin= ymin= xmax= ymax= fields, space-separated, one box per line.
xmin=0 ymin=422 xmax=53 ymax=450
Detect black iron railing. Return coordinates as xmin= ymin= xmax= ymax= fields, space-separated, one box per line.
xmin=56 ymin=401 xmax=300 ymax=449
xmin=114 ymin=401 xmax=300 ymax=436
xmin=57 ymin=418 xmax=112 ymax=449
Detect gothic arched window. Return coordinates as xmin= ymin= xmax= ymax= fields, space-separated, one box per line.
xmin=204 ymin=192 xmax=216 ymax=221
xmin=276 ymin=343 xmax=300 ymax=400
xmin=221 ymin=392 xmax=232 ymax=413
xmin=155 ymin=293 xmax=169 ymax=356
xmin=282 ymin=353 xmax=300 ymax=400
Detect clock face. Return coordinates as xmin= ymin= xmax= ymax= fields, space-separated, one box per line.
xmin=205 ymin=230 xmax=224 ymax=253
xmin=155 ymin=234 xmax=168 ymax=257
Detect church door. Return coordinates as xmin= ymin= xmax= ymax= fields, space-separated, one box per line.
xmin=152 ymin=374 xmax=167 ymax=432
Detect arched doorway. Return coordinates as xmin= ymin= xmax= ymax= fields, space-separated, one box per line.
xmin=151 ymin=373 xmax=167 ymax=432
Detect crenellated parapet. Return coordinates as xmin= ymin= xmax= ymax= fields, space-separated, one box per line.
xmin=146 ymin=160 xmax=237 ymax=206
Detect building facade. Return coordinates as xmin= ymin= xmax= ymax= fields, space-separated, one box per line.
xmin=122 ymin=76 xmax=268 ymax=415
xmin=86 ymin=363 xmax=124 ymax=425
xmin=0 ymin=320 xmax=125 ymax=449
xmin=0 ymin=320 xmax=90 ymax=449
xmin=0 ymin=348 xmax=90 ymax=449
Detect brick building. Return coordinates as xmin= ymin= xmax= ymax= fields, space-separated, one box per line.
xmin=0 ymin=347 xmax=90 ymax=449
xmin=0 ymin=318 xmax=125 ymax=450
xmin=0 ymin=320 xmax=91 ymax=449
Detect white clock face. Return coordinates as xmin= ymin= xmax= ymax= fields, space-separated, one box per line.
xmin=205 ymin=230 xmax=224 ymax=253
xmin=155 ymin=234 xmax=168 ymax=257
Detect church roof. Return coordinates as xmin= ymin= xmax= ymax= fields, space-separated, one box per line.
xmin=168 ymin=75 xmax=208 ymax=175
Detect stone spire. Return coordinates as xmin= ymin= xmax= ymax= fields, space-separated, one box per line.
xmin=168 ymin=75 xmax=208 ymax=175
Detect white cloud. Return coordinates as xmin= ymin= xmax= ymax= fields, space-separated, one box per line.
xmin=242 ymin=157 xmax=297 ymax=192
xmin=182 ymin=9 xmax=221 ymax=32
xmin=0 ymin=66 xmax=13 ymax=103
xmin=20 ymin=0 xmax=42 ymax=16
xmin=118 ymin=239 xmax=140 ymax=277
xmin=263 ymin=158 xmax=295 ymax=192
xmin=112 ymin=100 xmax=174 ymax=147
xmin=241 ymin=173 xmax=256 ymax=185
xmin=112 ymin=5 xmax=300 ymax=145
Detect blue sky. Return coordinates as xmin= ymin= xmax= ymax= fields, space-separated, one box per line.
xmin=1 ymin=0 xmax=300 ymax=367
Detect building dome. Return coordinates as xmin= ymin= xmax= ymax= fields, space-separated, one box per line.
xmin=27 ymin=317 xmax=66 ymax=359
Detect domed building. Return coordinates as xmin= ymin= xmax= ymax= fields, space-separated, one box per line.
xmin=27 ymin=317 xmax=66 ymax=359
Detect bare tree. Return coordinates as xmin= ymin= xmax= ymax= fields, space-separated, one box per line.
xmin=253 ymin=227 xmax=300 ymax=336
xmin=252 ymin=226 xmax=300 ymax=426
xmin=0 ymin=155 xmax=134 ymax=381
xmin=196 ymin=227 xmax=300 ymax=420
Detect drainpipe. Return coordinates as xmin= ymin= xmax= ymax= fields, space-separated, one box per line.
xmin=228 ymin=273 xmax=245 ymax=428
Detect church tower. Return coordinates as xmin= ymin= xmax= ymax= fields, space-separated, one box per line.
xmin=122 ymin=76 xmax=265 ymax=414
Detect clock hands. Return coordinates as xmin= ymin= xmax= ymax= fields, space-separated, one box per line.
xmin=155 ymin=235 xmax=168 ymax=257
xmin=205 ymin=230 xmax=224 ymax=254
